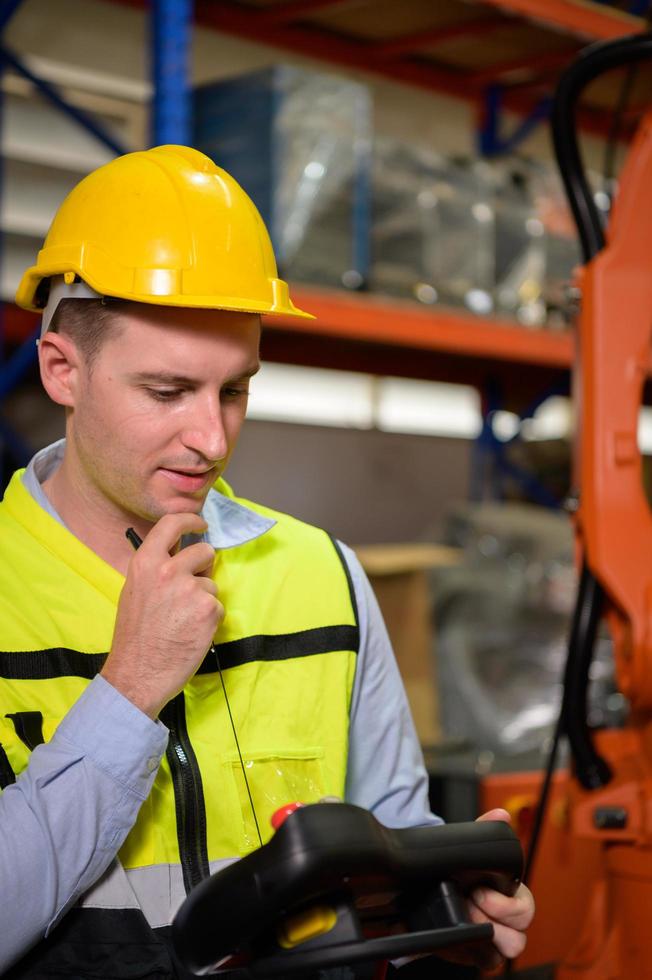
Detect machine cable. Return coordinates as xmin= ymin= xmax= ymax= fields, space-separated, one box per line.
xmin=213 ymin=643 xmax=263 ymax=847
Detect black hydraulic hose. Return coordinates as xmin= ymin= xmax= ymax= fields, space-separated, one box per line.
xmin=560 ymin=563 xmax=611 ymax=789
xmin=521 ymin=565 xmax=609 ymax=894
xmin=503 ymin=707 xmax=565 ymax=972
xmin=523 ymin=709 xmax=564 ymax=887
xmin=551 ymin=32 xmax=652 ymax=264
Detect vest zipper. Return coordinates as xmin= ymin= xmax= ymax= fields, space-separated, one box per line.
xmin=160 ymin=693 xmax=210 ymax=894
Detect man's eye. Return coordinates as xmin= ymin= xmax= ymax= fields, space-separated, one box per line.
xmin=222 ymin=386 xmax=250 ymax=399
xmin=147 ymin=388 xmax=184 ymax=401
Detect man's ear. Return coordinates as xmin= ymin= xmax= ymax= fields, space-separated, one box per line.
xmin=38 ymin=331 xmax=82 ymax=408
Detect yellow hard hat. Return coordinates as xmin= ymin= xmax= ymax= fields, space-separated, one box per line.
xmin=16 ymin=144 xmax=312 ymax=320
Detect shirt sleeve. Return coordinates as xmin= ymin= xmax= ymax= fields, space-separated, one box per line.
xmin=340 ymin=542 xmax=443 ymax=828
xmin=0 ymin=674 xmax=168 ymax=973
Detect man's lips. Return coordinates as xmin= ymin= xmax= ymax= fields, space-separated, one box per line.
xmin=158 ymin=467 xmax=216 ymax=492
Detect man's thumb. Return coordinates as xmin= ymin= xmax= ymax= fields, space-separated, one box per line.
xmin=476 ymin=807 xmax=511 ymax=824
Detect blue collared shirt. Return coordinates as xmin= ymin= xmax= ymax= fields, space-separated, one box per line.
xmin=0 ymin=440 xmax=440 ymax=971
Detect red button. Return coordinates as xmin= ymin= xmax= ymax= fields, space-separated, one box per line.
xmin=271 ymin=802 xmax=304 ymax=830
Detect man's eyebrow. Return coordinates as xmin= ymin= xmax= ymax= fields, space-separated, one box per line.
xmin=127 ymin=364 xmax=261 ymax=385
xmin=231 ymin=363 xmax=261 ymax=381
xmin=127 ymin=372 xmax=199 ymax=385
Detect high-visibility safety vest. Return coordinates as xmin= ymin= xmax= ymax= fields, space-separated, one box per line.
xmin=0 ymin=471 xmax=359 ymax=979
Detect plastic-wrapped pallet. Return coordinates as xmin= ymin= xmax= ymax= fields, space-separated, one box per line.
xmin=370 ymin=138 xmax=495 ymax=311
xmin=431 ymin=503 xmax=622 ymax=755
xmin=194 ymin=65 xmax=372 ymax=291
xmin=492 ymin=160 xmax=547 ymax=327
xmin=493 ymin=159 xmax=583 ymax=328
xmin=369 ymin=139 xmax=441 ymax=305
xmin=528 ymin=163 xmax=582 ymax=327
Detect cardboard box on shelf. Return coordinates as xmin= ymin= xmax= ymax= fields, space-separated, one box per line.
xmin=354 ymin=543 xmax=461 ymax=747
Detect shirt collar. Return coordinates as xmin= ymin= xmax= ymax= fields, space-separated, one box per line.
xmin=21 ymin=438 xmax=275 ymax=550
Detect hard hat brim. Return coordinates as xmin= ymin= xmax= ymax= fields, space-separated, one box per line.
xmin=16 ymin=265 xmax=315 ymax=321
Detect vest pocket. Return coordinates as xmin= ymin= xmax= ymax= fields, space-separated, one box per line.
xmin=224 ymin=747 xmax=326 ymax=852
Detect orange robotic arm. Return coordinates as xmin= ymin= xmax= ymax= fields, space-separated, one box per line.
xmin=505 ymin=35 xmax=652 ymax=979
xmin=552 ymin=34 xmax=652 ymax=778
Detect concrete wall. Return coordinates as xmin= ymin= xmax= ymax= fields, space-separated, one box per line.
xmin=228 ymin=419 xmax=472 ymax=545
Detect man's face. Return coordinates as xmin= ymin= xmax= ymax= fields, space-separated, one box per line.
xmin=69 ymin=305 xmax=261 ymax=523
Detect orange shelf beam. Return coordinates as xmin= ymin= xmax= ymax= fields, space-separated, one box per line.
xmin=4 ymin=290 xmax=574 ymax=371
xmin=370 ymin=19 xmax=506 ymax=59
xmin=3 ymin=290 xmax=582 ymax=414
xmin=269 ymin=287 xmax=575 ymax=369
xmin=475 ymin=0 xmax=644 ymax=41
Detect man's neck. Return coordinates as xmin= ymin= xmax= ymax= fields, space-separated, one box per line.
xmin=42 ymin=455 xmax=152 ymax=576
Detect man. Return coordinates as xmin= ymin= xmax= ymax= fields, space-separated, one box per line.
xmin=0 ymin=145 xmax=533 ymax=977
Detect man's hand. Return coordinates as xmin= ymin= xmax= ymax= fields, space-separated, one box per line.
xmin=438 ymin=808 xmax=534 ymax=972
xmin=102 ymin=513 xmax=223 ymax=719
xmin=465 ymin=808 xmax=535 ymax=970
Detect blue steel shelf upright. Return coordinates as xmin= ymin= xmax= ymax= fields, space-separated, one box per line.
xmin=0 ymin=0 xmax=194 ymax=487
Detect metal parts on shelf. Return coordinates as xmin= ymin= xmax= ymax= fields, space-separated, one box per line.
xmin=432 ymin=503 xmax=623 ymax=756
xmin=193 ymin=63 xmax=583 ymax=329
xmin=373 ymin=145 xmax=583 ymax=327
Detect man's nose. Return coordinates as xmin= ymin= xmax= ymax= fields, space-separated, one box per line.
xmin=181 ymin=399 xmax=228 ymax=462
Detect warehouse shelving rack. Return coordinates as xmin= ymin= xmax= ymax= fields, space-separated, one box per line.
xmin=171 ymin=0 xmax=647 ymax=417
xmin=1 ymin=0 xmax=649 ymax=492
xmin=263 ymin=286 xmax=574 ymax=412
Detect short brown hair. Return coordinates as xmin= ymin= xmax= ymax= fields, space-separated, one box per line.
xmin=48 ymin=298 xmax=128 ymax=368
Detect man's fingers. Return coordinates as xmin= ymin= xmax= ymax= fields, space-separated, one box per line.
xmin=466 ymin=883 xmax=534 ymax=963
xmin=470 ymin=811 xmax=533 ymax=960
xmin=140 ymin=513 xmax=209 ymax=556
xmin=195 ymin=576 xmax=218 ymax=597
xmin=492 ymin=922 xmax=527 ymax=960
xmin=471 ymin=883 xmax=535 ymax=932
xmin=170 ymin=542 xmax=216 ymax=578
xmin=476 ymin=808 xmax=511 ymax=824
xmin=466 ymin=901 xmax=526 ymax=962
xmin=448 ymin=876 xmax=533 ymax=970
